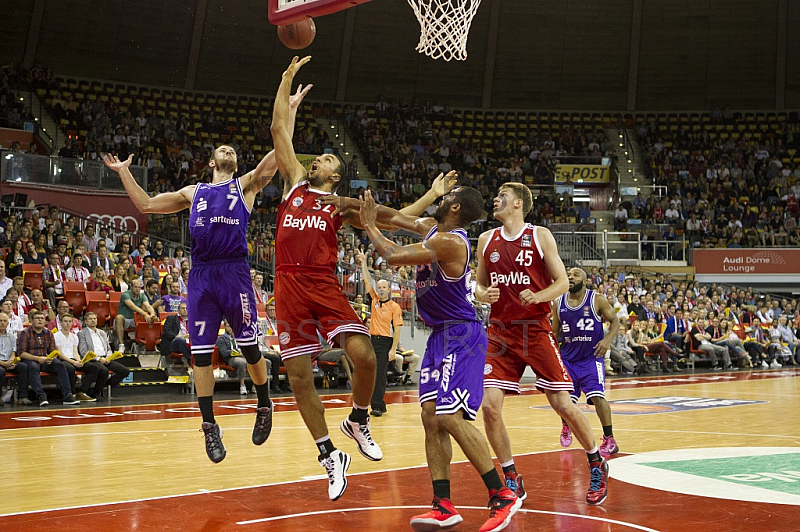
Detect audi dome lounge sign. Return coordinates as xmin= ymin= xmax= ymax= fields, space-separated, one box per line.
xmin=694 ymin=248 xmax=800 ymax=286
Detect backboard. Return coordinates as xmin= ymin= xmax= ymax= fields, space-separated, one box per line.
xmin=268 ymin=0 xmax=374 ymax=25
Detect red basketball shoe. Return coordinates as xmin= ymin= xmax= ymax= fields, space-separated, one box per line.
xmin=410 ymin=497 xmax=463 ymax=531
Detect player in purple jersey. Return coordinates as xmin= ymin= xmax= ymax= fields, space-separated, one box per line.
xmin=358 ymin=188 xmax=522 ymax=532
xmin=103 ymin=83 xmax=311 ymax=463
xmin=553 ymin=268 xmax=621 ymax=462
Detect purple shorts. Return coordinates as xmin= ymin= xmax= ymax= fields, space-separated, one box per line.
xmin=187 ymin=261 xmax=259 ymax=359
xmin=562 ymin=356 xmax=605 ymax=403
xmin=418 ymin=321 xmax=487 ymax=421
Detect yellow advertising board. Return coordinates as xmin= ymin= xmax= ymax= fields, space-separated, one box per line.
xmin=555 ymin=164 xmax=610 ymax=184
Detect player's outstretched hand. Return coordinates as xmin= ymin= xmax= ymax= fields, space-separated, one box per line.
xmin=283 ymin=56 xmax=311 ymax=79
xmin=289 ymin=83 xmax=313 ymax=110
xmin=319 ymin=195 xmax=355 ymax=217
xmin=355 ymin=250 xmax=366 ymax=264
xmin=359 ymin=190 xmax=378 ymax=227
xmin=485 ymin=281 xmax=501 ymax=304
xmin=103 ymin=153 xmax=134 ymax=174
xmin=431 ymin=170 xmax=458 ymax=197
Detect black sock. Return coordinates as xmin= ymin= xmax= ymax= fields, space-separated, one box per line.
xmin=349 ymin=406 xmax=369 ymax=424
xmin=587 ymin=450 xmax=602 ymax=463
xmin=198 ymin=396 xmax=215 ymax=424
xmin=502 ymin=463 xmax=517 ymax=475
xmin=316 ymin=437 xmax=336 ymax=459
xmin=255 ymin=383 xmax=270 ymax=408
xmin=432 ymin=479 xmax=451 ymax=500
xmin=561 ymin=419 xmax=569 ymax=427
xmin=602 ymin=425 xmax=613 ymax=438
xmin=481 ymin=469 xmax=504 ymax=492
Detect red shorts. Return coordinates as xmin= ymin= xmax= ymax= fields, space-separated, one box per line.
xmin=485 ymin=323 xmax=572 ymax=394
xmin=274 ymin=270 xmax=369 ymax=360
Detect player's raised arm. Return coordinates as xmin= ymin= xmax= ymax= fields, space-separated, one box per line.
xmin=320 ymin=172 xmax=454 ymax=232
xmin=356 ymin=251 xmax=378 ymax=300
xmin=359 ymin=191 xmax=463 ymax=268
xmin=271 ymin=56 xmax=312 ymax=191
xmin=103 ymin=154 xmax=192 ymax=214
xmin=242 ymin=83 xmax=313 ymax=194
xmin=322 ymin=195 xmax=437 ymax=234
xmin=398 ymin=171 xmax=458 ymax=216
xmin=474 ymin=230 xmax=500 ymax=304
xmin=593 ymin=289 xmax=620 ymax=357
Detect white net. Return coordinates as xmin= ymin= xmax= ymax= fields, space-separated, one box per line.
xmin=406 ymin=0 xmax=482 ymax=61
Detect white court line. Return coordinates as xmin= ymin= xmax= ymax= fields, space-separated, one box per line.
xmin=0 ymin=403 xmax=316 ymax=433
xmin=0 ymin=425 xmax=325 ymax=443
xmin=2 ymin=424 xmax=798 ymax=444
xmin=236 ymin=505 xmax=660 ymax=531
xmin=0 ymin=449 xmax=558 ymax=518
xmin=5 ymin=371 xmax=791 ymax=433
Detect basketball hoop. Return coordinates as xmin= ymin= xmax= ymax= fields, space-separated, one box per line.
xmin=406 ymin=0 xmax=482 ymax=61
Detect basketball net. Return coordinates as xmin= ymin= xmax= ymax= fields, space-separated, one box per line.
xmin=406 ymin=0 xmax=482 ymax=61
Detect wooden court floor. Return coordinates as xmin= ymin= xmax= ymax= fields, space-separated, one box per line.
xmin=0 ymin=368 xmax=798 ymax=531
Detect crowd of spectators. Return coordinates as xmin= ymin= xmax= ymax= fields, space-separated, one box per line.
xmin=7 ymin=67 xmax=625 ymax=230
xmin=630 ymin=113 xmax=800 ymax=249
xmin=6 ymin=66 xmax=334 ymax=212
xmin=0 ymin=64 xmax=39 ymax=131
xmin=0 ymin=196 xmax=797 ymax=408
xmin=588 ymin=266 xmax=798 ymax=369
xmin=343 ymin=97 xmax=613 ymax=223
xmin=344 ymin=238 xmax=800 ymax=374
xmin=8 ymin=66 xmax=800 ymax=252
xmin=0 ymin=202 xmax=313 ymax=403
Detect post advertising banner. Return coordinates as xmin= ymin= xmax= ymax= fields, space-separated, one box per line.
xmin=555 ymin=164 xmax=610 ymax=185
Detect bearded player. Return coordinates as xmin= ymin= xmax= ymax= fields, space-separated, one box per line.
xmin=553 ymin=267 xmax=620 ymax=458
xmin=103 ymin=83 xmax=311 ymax=463
xmin=475 ymin=182 xmax=610 ymax=505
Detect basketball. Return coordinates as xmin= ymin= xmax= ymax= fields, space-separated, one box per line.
xmin=277 ymin=18 xmax=316 ymax=50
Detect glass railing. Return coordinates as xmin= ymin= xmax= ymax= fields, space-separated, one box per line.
xmin=0 ymin=150 xmax=148 ymax=191
xmin=552 ymin=230 xmax=687 ymax=266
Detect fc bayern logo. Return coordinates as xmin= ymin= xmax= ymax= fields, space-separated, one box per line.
xmin=490 ymin=251 xmax=500 ymax=263
xmin=484 ymin=364 xmax=493 ymax=375
xmin=292 ymin=197 xmax=303 ymax=207
xmin=279 ymin=332 xmax=291 ymax=345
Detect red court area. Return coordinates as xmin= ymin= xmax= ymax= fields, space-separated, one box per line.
xmin=2 ymin=449 xmax=797 ymax=531
xmin=3 ymin=370 xmax=800 ymax=531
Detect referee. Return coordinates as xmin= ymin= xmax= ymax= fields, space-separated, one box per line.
xmin=357 ymin=252 xmax=403 ymax=417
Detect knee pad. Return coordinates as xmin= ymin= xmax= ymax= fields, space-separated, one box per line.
xmin=241 ymin=344 xmax=262 ymax=365
xmin=193 ymin=353 xmax=212 ymax=367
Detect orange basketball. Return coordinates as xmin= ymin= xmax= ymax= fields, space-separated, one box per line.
xmin=277 ymin=18 xmax=316 ymax=50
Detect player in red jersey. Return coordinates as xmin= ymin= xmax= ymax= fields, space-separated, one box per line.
xmin=474 ymin=182 xmax=609 ymax=505
xmin=271 ymin=57 xmax=456 ymax=501
xmin=272 ymin=56 xmax=378 ymax=501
